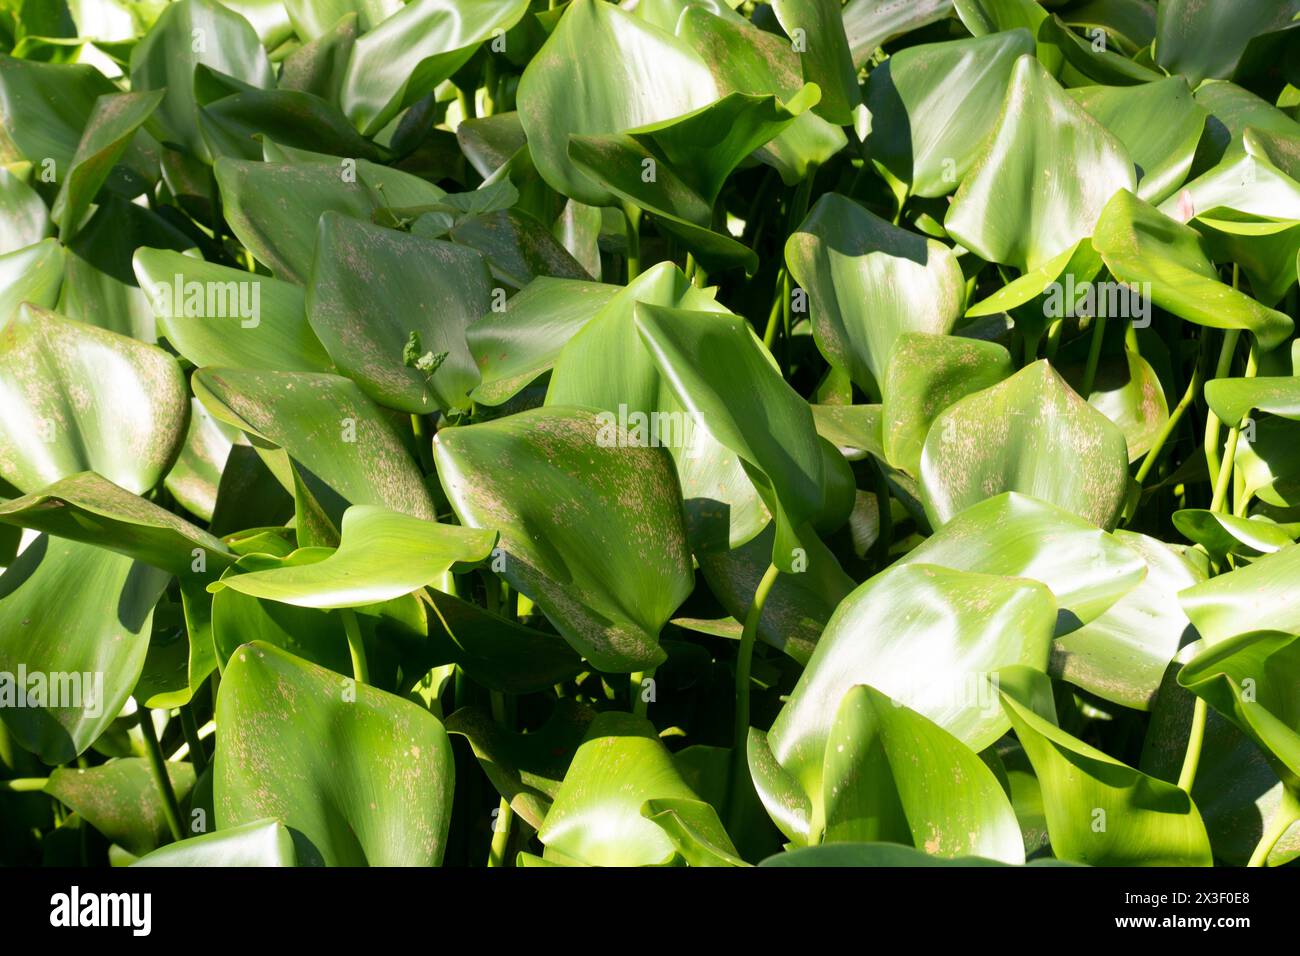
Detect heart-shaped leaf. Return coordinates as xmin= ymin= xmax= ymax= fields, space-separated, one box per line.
xmin=215 ymin=641 xmax=455 ymax=866
xmin=433 ymin=405 xmax=694 ymax=673
xmin=920 ymin=360 xmax=1131 ymax=530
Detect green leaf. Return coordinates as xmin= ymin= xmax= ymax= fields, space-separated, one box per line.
xmin=769 ymin=0 xmax=859 ymax=125
xmin=1155 ymin=0 xmax=1300 ymax=85
xmin=132 ymin=818 xmax=296 ymax=867
xmin=215 ymin=641 xmax=455 ymax=866
xmin=1178 ymin=631 xmax=1300 ymax=794
xmin=1173 ymin=510 xmax=1298 ymax=559
xmin=881 ymin=332 xmax=1014 ymax=475
xmin=1179 ymin=542 xmax=1300 ymax=644
xmin=0 ymin=304 xmax=188 ymax=496
xmin=0 ymin=237 xmax=63 ymax=324
xmin=786 ymin=193 xmax=964 ymax=395
xmin=1205 ymin=376 xmax=1300 ymax=428
xmin=340 ymin=0 xmax=531 ymax=136
xmin=899 ymin=492 xmax=1146 ymax=630
xmin=765 ymin=562 xmax=1056 ymax=825
xmin=1071 ymin=76 xmax=1208 ymax=205
xmin=516 ymin=0 xmax=720 ymax=207
xmin=635 ymin=302 xmax=829 ymax=571
xmin=920 ymin=360 xmax=1131 ymax=530
xmin=213 ymin=154 xmax=445 ymax=284
xmin=1064 ymin=349 xmax=1170 ymax=463
xmin=1093 ymin=189 xmax=1294 ymax=350
xmin=1053 ymin=531 xmax=1207 ymax=711
xmin=1001 ymin=690 xmax=1213 ymax=865
xmin=820 ymin=685 xmax=1024 ymax=862
xmin=433 ymin=405 xmax=694 ymax=673
xmin=0 ymin=537 xmax=167 ymax=764
xmin=864 ymin=29 xmax=1034 ymax=198
xmin=467 ymin=276 xmax=619 ymax=405
xmin=193 ymin=367 xmax=436 ymax=527
xmin=537 ymin=711 xmax=736 ymax=866
xmin=0 ymin=55 xmax=117 ymax=172
xmin=209 ymin=506 xmax=496 ymax=609
xmin=52 ymin=90 xmax=164 ymax=238
xmin=307 ymin=213 xmax=491 ymax=413
xmin=128 ymin=0 xmax=274 ymax=163
xmin=945 ymin=55 xmax=1135 ymax=272
xmin=760 ymin=842 xmax=1074 ymax=866
xmin=132 ymin=247 xmax=332 ymax=372
xmin=47 ymin=756 xmax=196 ymax=857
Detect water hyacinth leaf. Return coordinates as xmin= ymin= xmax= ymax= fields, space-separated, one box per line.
xmin=1052 ymin=530 xmax=1205 ymax=711
xmin=1000 ymin=692 xmax=1213 ymax=865
xmin=51 ymin=89 xmax=164 ymax=238
xmin=165 ymin=398 xmax=240 ymax=522
xmin=423 ymin=588 xmax=582 ymax=695
xmin=446 ymin=701 xmax=596 ymax=830
xmin=0 ymin=304 xmax=188 ymax=496
xmin=1070 ymin=77 xmax=1208 ymax=205
xmin=963 ymin=238 xmax=1103 ymax=320
xmin=537 ymin=711 xmax=736 ymax=866
xmin=0 ymin=56 xmax=117 ymax=172
xmin=216 ymin=642 xmax=456 ymax=866
xmin=281 ymin=0 xmax=399 ymax=43
xmin=920 ymin=361 xmax=1131 ymax=530
xmin=0 ymin=237 xmax=63 ymax=324
xmin=0 ymin=536 xmax=168 ymax=764
xmin=820 ymin=685 xmax=1024 ymax=863
xmin=786 ymin=193 xmax=964 ymax=395
xmin=307 ymin=213 xmax=490 ymax=414
xmin=641 ymin=798 xmax=749 ymax=867
xmin=545 ymin=264 xmax=767 ymax=553
xmin=634 ymin=303 xmax=825 ymax=572
xmin=132 ymin=818 xmax=296 ymax=867
xmin=766 ymin=563 xmax=1056 ymax=819
xmin=811 ymin=403 xmax=885 ymax=461
xmin=340 ymin=0 xmax=531 ymax=137
xmin=1205 ymin=377 xmax=1300 ymax=428
xmin=1066 ymin=350 xmax=1169 ymax=463
xmin=1173 ymin=511 xmax=1298 ymax=558
xmin=1179 ymin=543 xmax=1300 ymax=644
xmin=1093 ymin=189 xmax=1294 ymax=350
xmin=467 ymin=276 xmax=620 ymax=405
xmin=209 ymin=506 xmax=496 ymax=609
xmin=516 ymin=0 xmax=720 ymax=207
xmin=0 ymin=472 xmax=234 ymax=577
xmin=197 ymin=87 xmax=384 ymax=163
xmin=898 ymin=492 xmax=1146 ymax=630
xmin=133 ymin=247 xmax=331 ymax=372
xmin=213 ymin=156 xmax=445 ymax=284
xmin=1177 ymin=631 xmax=1300 ymax=792
xmin=1154 ymin=0 xmax=1300 ymax=86
xmin=760 ymin=843 xmax=1072 ymax=867
xmin=863 ymin=30 xmax=1034 ymax=199
xmin=433 ymin=406 xmax=694 ymax=673
xmin=128 ymin=0 xmax=274 ymax=163
xmin=881 ymin=332 xmax=1014 ymax=475
xmin=768 ymin=0 xmax=859 ymax=125
xmin=0 ymin=164 xmax=51 ymax=256
xmin=47 ymin=757 xmax=196 ymax=857
xmin=447 ymin=208 xmax=595 ymax=289
xmin=192 ymin=367 xmax=436 ymax=524
xmin=944 ymin=55 xmax=1136 ymax=272
xmin=675 ymin=6 xmax=846 ymax=185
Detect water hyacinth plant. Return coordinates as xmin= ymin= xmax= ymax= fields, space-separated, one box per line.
xmin=2 ymin=0 xmax=1300 ymax=873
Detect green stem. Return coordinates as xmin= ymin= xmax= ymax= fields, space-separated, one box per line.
xmin=1135 ymin=360 xmax=1204 ymax=486
xmin=1248 ymin=789 xmax=1300 ymax=867
xmin=631 ymin=669 xmax=654 ymax=718
xmin=624 ymin=204 xmax=642 ymax=280
xmin=1176 ymin=696 xmax=1207 ymax=793
xmin=1210 ymin=343 xmax=1257 ymax=514
xmin=180 ymin=704 xmax=206 ymax=774
xmin=138 ymin=708 xmax=184 ymax=844
xmin=487 ymin=690 xmax=514 ymax=867
xmin=1080 ymin=315 xmax=1107 ymax=397
xmin=0 ymin=777 xmax=49 ymax=792
xmin=1043 ymin=319 xmax=1064 ymax=361
xmin=340 ymin=608 xmax=369 ymax=684
xmin=730 ymin=563 xmax=781 ymax=825
xmin=411 ymin=414 xmax=434 ymax=474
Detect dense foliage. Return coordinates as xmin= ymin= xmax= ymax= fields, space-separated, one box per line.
xmin=2 ymin=0 xmax=1300 ymax=869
